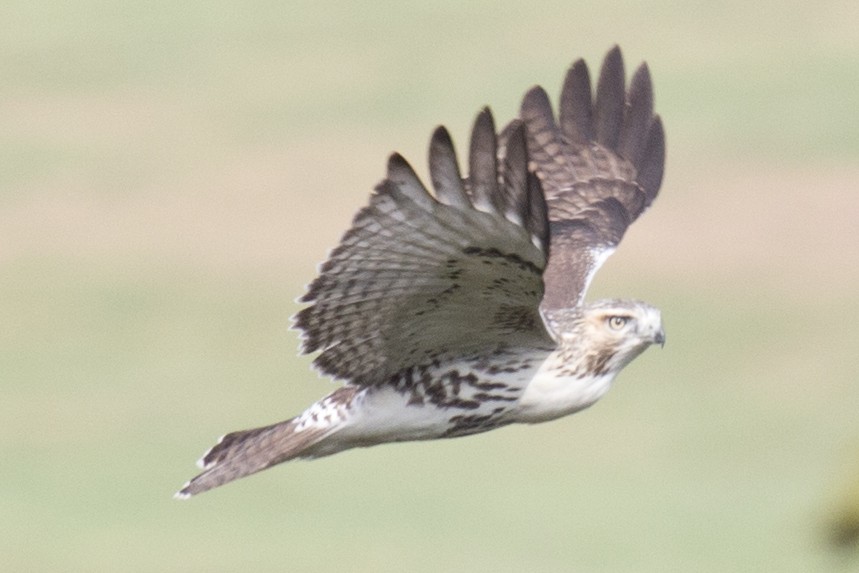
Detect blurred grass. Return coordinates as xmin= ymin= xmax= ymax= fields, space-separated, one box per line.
xmin=3 ymin=1 xmax=859 ymax=571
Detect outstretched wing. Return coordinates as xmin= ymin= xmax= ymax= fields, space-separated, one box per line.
xmin=519 ymin=46 xmax=665 ymax=311
xmin=294 ymin=111 xmax=554 ymax=386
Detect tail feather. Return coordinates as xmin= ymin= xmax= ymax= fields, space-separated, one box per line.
xmin=175 ymin=418 xmax=329 ymax=498
xmin=176 ymin=386 xmax=362 ymax=498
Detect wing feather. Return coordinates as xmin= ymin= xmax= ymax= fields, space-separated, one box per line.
xmin=295 ymin=110 xmax=554 ymax=385
xmin=559 ymin=59 xmax=594 ymax=145
xmin=498 ymin=119 xmax=531 ymax=225
xmin=428 ymin=127 xmax=470 ymax=208
xmin=618 ymin=63 xmax=654 ymax=169
xmin=637 ymin=116 xmax=666 ymax=203
xmin=594 ymin=46 xmax=625 ymax=149
xmin=520 ymin=46 xmax=665 ymax=310
xmin=468 ymin=108 xmax=503 ymax=214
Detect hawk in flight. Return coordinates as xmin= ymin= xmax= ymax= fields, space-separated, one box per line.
xmin=177 ymin=46 xmax=666 ymax=498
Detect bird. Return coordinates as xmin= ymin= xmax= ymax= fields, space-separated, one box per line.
xmin=176 ymin=46 xmax=666 ymax=498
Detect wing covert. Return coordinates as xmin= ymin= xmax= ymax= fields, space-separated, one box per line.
xmin=295 ymin=113 xmax=554 ymax=386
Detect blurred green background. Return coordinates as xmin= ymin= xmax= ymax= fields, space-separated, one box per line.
xmin=3 ymin=1 xmax=859 ymax=571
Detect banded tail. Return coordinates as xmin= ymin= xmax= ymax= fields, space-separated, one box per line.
xmin=175 ymin=418 xmax=332 ymax=498
xmin=176 ymin=386 xmax=360 ymax=498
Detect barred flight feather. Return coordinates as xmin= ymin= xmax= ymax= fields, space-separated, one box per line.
xmin=295 ymin=116 xmax=554 ymax=386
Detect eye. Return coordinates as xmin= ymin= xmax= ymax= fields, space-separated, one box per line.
xmin=607 ymin=316 xmax=629 ymax=330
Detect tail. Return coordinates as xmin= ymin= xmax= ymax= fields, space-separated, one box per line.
xmin=175 ymin=418 xmax=331 ymax=498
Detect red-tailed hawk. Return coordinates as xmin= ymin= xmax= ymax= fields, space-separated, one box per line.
xmin=177 ymin=46 xmax=666 ymax=498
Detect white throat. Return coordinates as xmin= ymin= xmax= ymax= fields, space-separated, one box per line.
xmin=514 ymin=356 xmax=616 ymax=423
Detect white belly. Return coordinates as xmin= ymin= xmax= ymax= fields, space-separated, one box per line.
xmin=338 ymin=387 xmax=458 ymax=443
xmin=310 ymin=348 xmax=616 ymax=454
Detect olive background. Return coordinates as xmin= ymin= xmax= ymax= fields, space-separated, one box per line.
xmin=3 ymin=1 xmax=858 ymax=571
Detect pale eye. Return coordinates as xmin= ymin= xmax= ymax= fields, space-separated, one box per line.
xmin=607 ymin=316 xmax=629 ymax=330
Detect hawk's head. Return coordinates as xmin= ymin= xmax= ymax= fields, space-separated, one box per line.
xmin=546 ymin=299 xmax=664 ymax=376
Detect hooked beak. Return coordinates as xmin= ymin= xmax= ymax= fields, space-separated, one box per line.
xmin=653 ymin=328 xmax=666 ymax=348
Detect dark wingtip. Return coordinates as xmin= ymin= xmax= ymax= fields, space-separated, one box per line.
xmin=594 ymin=46 xmax=626 ymax=148
xmin=633 ymin=61 xmax=651 ymax=83
xmin=468 ymin=106 xmax=500 ymax=212
xmin=602 ymin=45 xmax=624 ymax=77
xmin=430 ymin=125 xmax=453 ymax=149
xmin=386 ymin=152 xmax=412 ymax=175
xmin=473 ymin=106 xmax=496 ymax=133
xmin=559 ymin=59 xmax=594 ymax=144
xmin=521 ymin=85 xmax=552 ymax=116
xmin=501 ymin=118 xmax=527 ymax=181
xmin=638 ymin=115 xmax=665 ymax=203
xmin=428 ymin=124 xmax=470 ymax=207
xmin=628 ymin=63 xmax=653 ymax=109
xmin=619 ymin=61 xmax=655 ymax=167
